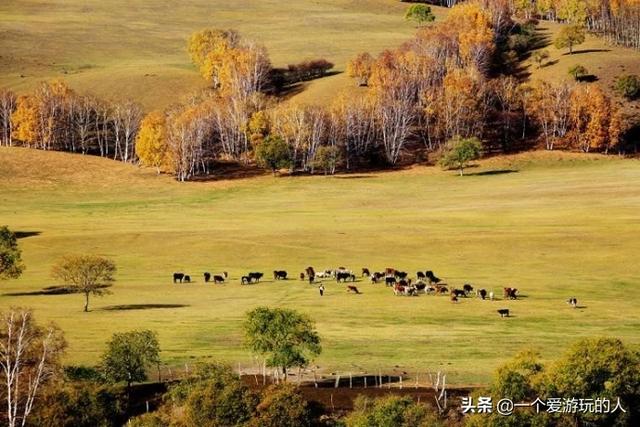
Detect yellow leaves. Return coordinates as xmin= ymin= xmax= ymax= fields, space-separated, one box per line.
xmin=12 ymin=95 xmax=40 ymax=147
xmin=346 ymin=52 xmax=374 ymax=86
xmin=570 ymin=84 xmax=617 ymax=152
xmin=445 ymin=2 xmax=495 ymax=69
xmin=135 ymin=111 xmax=171 ymax=174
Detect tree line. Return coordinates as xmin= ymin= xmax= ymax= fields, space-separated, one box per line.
xmin=0 ymin=0 xmax=635 ymax=181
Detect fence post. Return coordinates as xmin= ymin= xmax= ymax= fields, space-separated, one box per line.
xmin=400 ymin=375 xmax=403 ymax=389
xmin=349 ymin=372 xmax=352 ymax=389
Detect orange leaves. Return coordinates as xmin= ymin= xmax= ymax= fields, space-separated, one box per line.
xmin=346 ymin=52 xmax=374 ymax=87
xmin=569 ymin=85 xmax=620 ymax=152
xmin=445 ymin=2 xmax=495 ymax=72
xmin=135 ymin=111 xmax=170 ymax=174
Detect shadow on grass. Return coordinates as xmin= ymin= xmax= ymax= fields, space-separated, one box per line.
xmin=465 ymin=169 xmax=519 ymax=176
xmin=14 ymin=231 xmax=41 ymax=239
xmin=102 ymin=304 xmax=189 ymax=311
xmin=566 ymin=48 xmax=611 ymax=55
xmin=3 ymin=284 xmax=111 ymax=296
xmin=333 ymin=175 xmax=376 ymax=180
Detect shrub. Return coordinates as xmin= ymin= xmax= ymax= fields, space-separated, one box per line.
xmin=615 ymin=74 xmax=640 ymax=100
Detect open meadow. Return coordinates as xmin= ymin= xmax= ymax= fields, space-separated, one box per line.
xmin=1 ymin=147 xmax=639 ymax=384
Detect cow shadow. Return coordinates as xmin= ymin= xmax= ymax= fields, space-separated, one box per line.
xmin=102 ymin=304 xmax=189 ymax=311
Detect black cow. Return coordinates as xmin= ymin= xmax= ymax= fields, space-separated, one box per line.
xmin=183 ymin=275 xmax=191 ymax=283
xmin=305 ymin=267 xmax=315 ymax=279
xmin=567 ymin=297 xmax=577 ymax=308
xmin=347 ymin=285 xmax=361 ymax=294
xmin=173 ymin=272 xmax=184 ymax=283
xmin=463 ymin=284 xmax=474 ymax=294
xmin=249 ymin=272 xmax=264 ymax=283
xmin=204 ymin=272 xmax=211 ymax=283
xmin=362 ymin=268 xmax=370 ymax=277
xmin=425 ymin=271 xmax=441 ymax=284
xmin=417 ymin=271 xmax=426 ymax=280
xmin=273 ymin=270 xmax=288 ymax=280
xmin=451 ymin=295 xmax=458 ymax=303
xmin=415 ymin=283 xmax=427 ymax=292
xmin=213 ymin=275 xmax=225 ymax=284
xmin=395 ymin=271 xmax=408 ymax=279
xmin=497 ymin=309 xmax=510 ymax=318
xmin=299 ymin=272 xmax=305 ymax=281
xmin=504 ymin=287 xmax=518 ymax=300
xmin=451 ymin=289 xmax=466 ymax=298
xmin=336 ymin=271 xmax=352 ymax=282
xmin=385 ymin=276 xmax=396 ymax=286
xmin=241 ymin=276 xmax=251 ymax=285
xmin=478 ymin=289 xmax=487 ymax=300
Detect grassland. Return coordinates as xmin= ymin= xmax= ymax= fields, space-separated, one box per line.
xmin=1 ymin=147 xmax=639 ymax=384
xmin=0 ymin=0 xmax=446 ymax=109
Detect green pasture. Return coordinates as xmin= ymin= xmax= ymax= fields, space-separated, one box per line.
xmin=1 ymin=147 xmax=639 ymax=384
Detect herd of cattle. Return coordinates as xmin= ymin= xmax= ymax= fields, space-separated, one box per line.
xmin=170 ymin=266 xmax=573 ymax=318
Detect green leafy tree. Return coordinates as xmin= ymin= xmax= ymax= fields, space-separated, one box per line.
xmin=568 ymin=64 xmax=588 ymax=80
xmin=100 ymin=330 xmax=160 ymax=389
xmin=405 ymin=5 xmax=436 ymax=26
xmin=255 ymin=135 xmax=291 ymax=175
xmin=345 ymin=395 xmax=443 ymax=427
xmin=51 ymin=255 xmax=116 ymax=312
xmin=244 ymin=307 xmax=321 ymax=380
xmin=615 ymin=74 xmax=640 ymax=100
xmin=439 ymin=136 xmax=482 ymax=176
xmin=311 ymin=145 xmax=340 ymax=175
xmin=0 ymin=226 xmax=24 ymax=280
xmin=532 ymin=50 xmax=550 ymax=68
xmin=554 ymin=24 xmax=585 ymax=54
xmin=249 ymin=384 xmax=311 ymax=427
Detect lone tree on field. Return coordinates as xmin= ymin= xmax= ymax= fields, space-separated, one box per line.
xmin=244 ymin=307 xmax=321 ymax=381
xmin=51 ymin=255 xmax=116 ymax=312
xmin=405 ymin=5 xmax=436 ymax=26
xmin=0 ymin=308 xmax=66 ymax=427
xmin=568 ymin=64 xmax=588 ymax=81
xmin=439 ymin=136 xmax=482 ymax=176
xmin=100 ymin=329 xmax=160 ymax=390
xmin=554 ymin=25 xmax=585 ymax=54
xmin=0 ymin=226 xmax=24 ymax=281
xmin=532 ymin=50 xmax=549 ymax=68
xmin=255 ymin=135 xmax=291 ymax=175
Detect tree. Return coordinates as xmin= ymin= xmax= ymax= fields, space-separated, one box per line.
xmin=614 ymin=74 xmax=640 ymax=100
xmin=254 ymin=135 xmax=291 ymax=175
xmin=532 ymin=49 xmax=549 ymax=68
xmin=0 ymin=226 xmax=24 ymax=281
xmin=244 ymin=307 xmax=321 ymax=380
xmin=0 ymin=89 xmax=16 ymax=146
xmin=405 ymin=5 xmax=436 ymax=26
xmin=100 ymin=330 xmax=160 ymax=390
xmin=554 ymin=24 xmax=585 ymax=54
xmin=310 ymin=145 xmax=340 ymax=175
xmin=346 ymin=52 xmax=374 ymax=86
xmin=568 ymin=64 xmax=588 ymax=80
xmin=439 ymin=136 xmax=482 ymax=176
xmin=345 ymin=395 xmax=443 ymax=427
xmin=0 ymin=308 xmax=66 ymax=427
xmin=51 ymin=255 xmax=116 ymax=312
xmin=249 ymin=385 xmax=311 ymax=427
xmin=135 ymin=111 xmax=170 ymax=174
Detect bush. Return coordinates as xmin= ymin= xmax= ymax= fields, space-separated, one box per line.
xmin=568 ymin=64 xmax=588 ymax=81
xmin=615 ymin=74 xmax=640 ymax=100
xmin=311 ymin=145 xmax=341 ymax=175
xmin=345 ymin=395 xmax=442 ymax=427
xmin=439 ymin=136 xmax=482 ymax=176
xmin=255 ymin=135 xmax=291 ymax=175
xmin=249 ymin=384 xmax=311 ymax=427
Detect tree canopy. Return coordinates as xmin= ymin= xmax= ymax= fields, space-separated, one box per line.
xmin=51 ymin=255 xmax=116 ymax=312
xmin=439 ymin=136 xmax=482 ymax=176
xmin=255 ymin=135 xmax=291 ymax=175
xmin=0 ymin=226 xmax=24 ymax=281
xmin=100 ymin=329 xmax=160 ymax=389
xmin=244 ymin=307 xmax=321 ymax=379
xmin=554 ymin=24 xmax=586 ymax=54
xmin=405 ymin=5 xmax=436 ymax=26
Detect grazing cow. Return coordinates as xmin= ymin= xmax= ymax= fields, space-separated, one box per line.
xmin=463 ymin=284 xmax=474 ymax=295
xmin=415 ymin=283 xmax=427 ymax=292
xmin=183 ymin=275 xmax=191 ymax=283
xmin=371 ymin=272 xmax=384 ymax=282
xmin=308 ymin=274 xmax=315 ymax=284
xmin=173 ymin=273 xmax=184 ymax=283
xmin=385 ymin=276 xmax=396 ymax=287
xmin=385 ymin=267 xmax=396 ymax=276
xmin=300 ymin=272 xmax=305 ymax=281
xmin=478 ymin=289 xmax=487 ymax=300
xmin=425 ymin=271 xmax=441 ymax=284
xmin=566 ymin=297 xmax=577 ymax=308
xmin=370 ymin=275 xmax=379 ymax=284
xmin=305 ymin=266 xmax=315 ymax=278
xmin=362 ymin=268 xmax=370 ymax=277
xmin=213 ymin=275 xmax=225 ymax=284
xmin=451 ymin=289 xmax=466 ymax=298
xmin=451 ymin=295 xmax=458 ymax=303
xmin=497 ymin=309 xmax=510 ymax=318
xmin=203 ymin=272 xmax=211 ymax=283
xmin=223 ymin=272 xmax=228 ymax=279
xmin=393 ymin=284 xmax=405 ymax=296
xmin=395 ymin=271 xmax=408 ymax=280
xmin=417 ymin=271 xmax=426 ymax=280
xmin=249 ymin=272 xmax=264 ymax=283
xmin=273 ymin=270 xmax=288 ymax=280
xmin=437 ymin=285 xmax=449 ymax=294
xmin=347 ymin=285 xmax=361 ymax=294
xmin=336 ymin=271 xmax=352 ymax=282
xmin=504 ymin=287 xmax=518 ymax=300
xmin=398 ymin=279 xmax=408 ymax=287
xmin=426 ymin=286 xmax=436 ymax=294
xmin=241 ymin=276 xmax=251 ymax=285
xmin=489 ymin=291 xmax=494 ymax=301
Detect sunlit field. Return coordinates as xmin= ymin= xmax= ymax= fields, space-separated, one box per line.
xmin=1 ymin=147 xmax=639 ymax=384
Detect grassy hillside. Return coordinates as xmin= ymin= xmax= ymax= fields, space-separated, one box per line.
xmin=0 ymin=0 xmax=445 ymax=109
xmin=1 ymin=147 xmax=639 ymax=384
